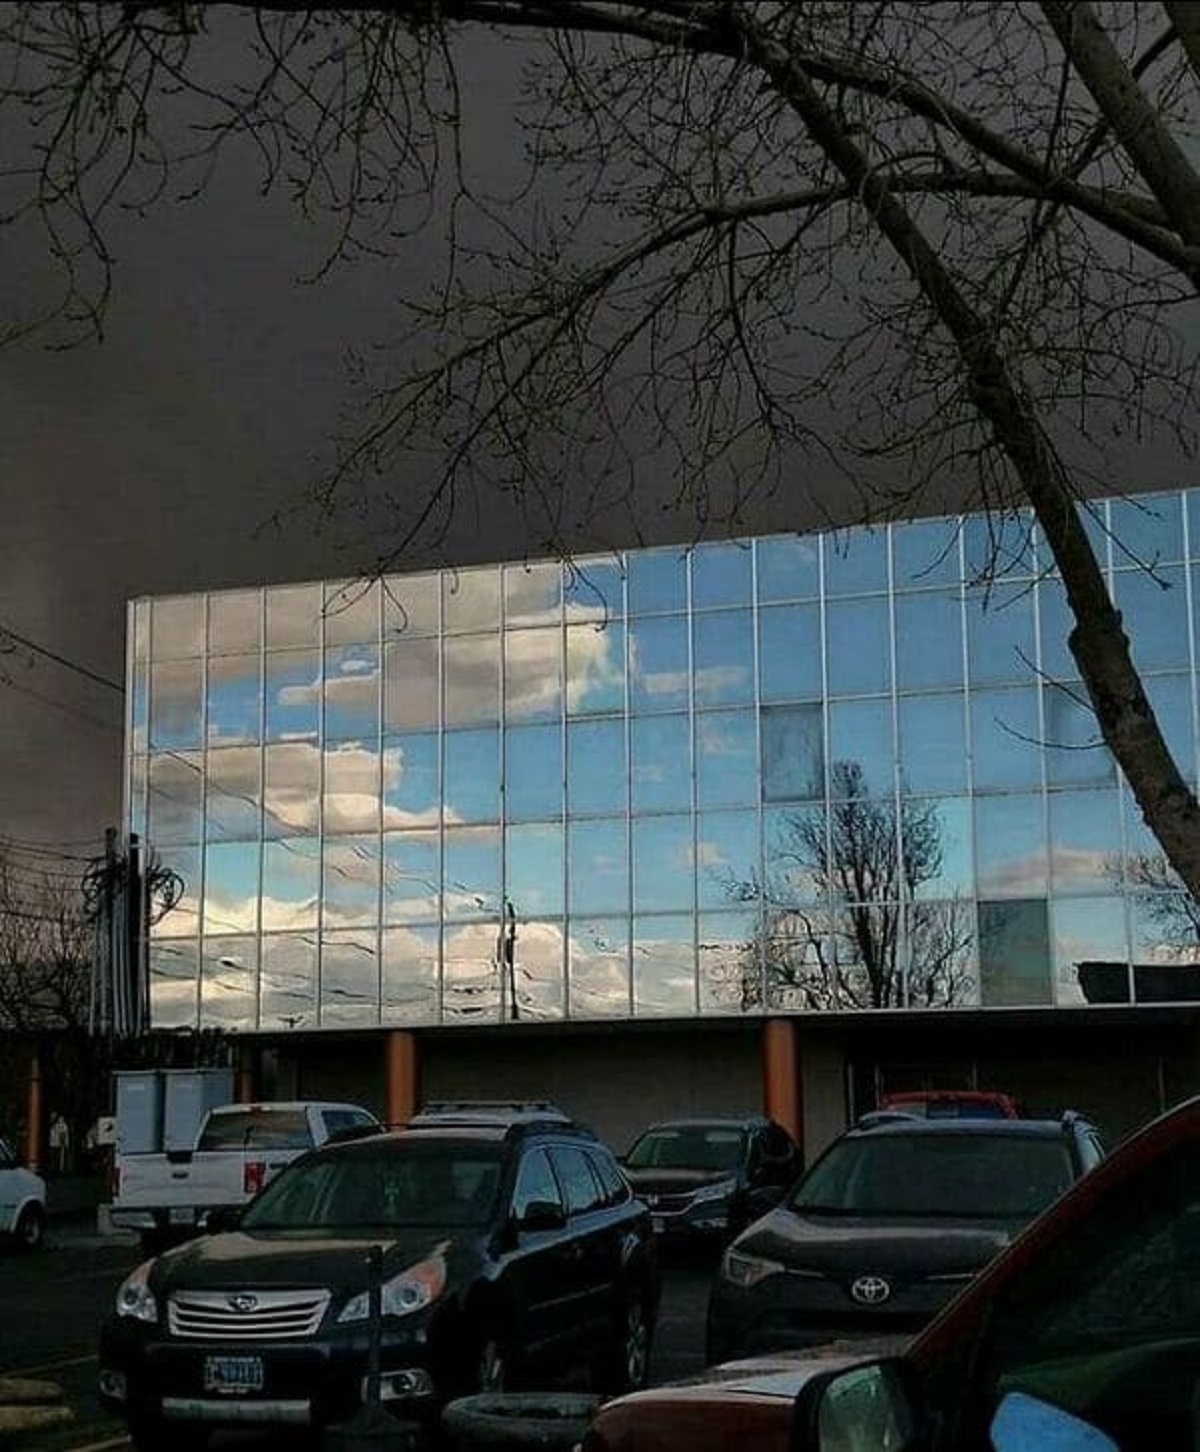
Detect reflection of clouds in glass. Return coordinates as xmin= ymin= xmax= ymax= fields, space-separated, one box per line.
xmin=203 ymin=841 xmax=260 ymax=934
xmin=324 ymin=742 xmax=381 ymax=834
xmin=566 ymin=622 xmax=624 ymax=713
xmin=150 ymin=659 xmax=203 ymax=749
xmin=320 ymin=928 xmax=380 ymax=1027
xmin=264 ymin=742 xmax=319 ymax=834
xmin=1052 ymin=898 xmax=1128 ymax=1006
xmin=266 ymin=584 xmax=320 ymax=650
xmin=382 ymin=924 xmax=439 ymax=1024
xmin=262 ymin=839 xmax=319 ymax=930
xmin=261 ymin=934 xmax=317 ymax=1029
xmin=568 ymin=918 xmax=630 ymax=1017
xmin=505 ymin=628 xmax=562 ymax=720
xmin=505 ymin=563 xmax=561 ymax=627
xmin=201 ymin=936 xmax=258 ymax=1029
xmin=633 ymin=917 xmax=696 ymax=1014
xmin=443 ymin=921 xmax=502 ymax=1019
xmin=323 ymin=579 xmax=379 ymax=645
xmin=149 ymin=942 xmax=199 ymax=1028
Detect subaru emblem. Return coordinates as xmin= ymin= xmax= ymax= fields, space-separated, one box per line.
xmin=228 ymin=1293 xmax=259 ymax=1313
xmin=850 ymin=1275 xmax=891 ymax=1306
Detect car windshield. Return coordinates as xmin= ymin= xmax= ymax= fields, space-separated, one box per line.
xmin=241 ymin=1143 xmax=504 ymax=1231
xmin=625 ymin=1126 xmax=746 ymax=1172
xmin=790 ymin=1132 xmax=1075 ymax=1220
xmin=198 ymin=1108 xmax=312 ymax=1151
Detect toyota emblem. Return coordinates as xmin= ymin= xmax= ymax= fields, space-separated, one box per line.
xmin=850 ymin=1275 xmax=892 ymax=1306
xmin=228 ymin=1293 xmax=259 ymax=1313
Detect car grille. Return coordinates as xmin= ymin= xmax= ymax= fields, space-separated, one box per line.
xmin=643 ymin=1191 xmax=695 ymax=1214
xmin=167 ymin=1289 xmax=331 ymax=1341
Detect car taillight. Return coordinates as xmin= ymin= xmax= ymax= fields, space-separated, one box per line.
xmin=244 ymin=1160 xmax=265 ymax=1196
xmin=110 ymin=1164 xmax=121 ymax=1198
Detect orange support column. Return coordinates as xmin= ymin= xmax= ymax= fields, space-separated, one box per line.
xmin=236 ymin=1043 xmax=257 ymax=1104
xmin=384 ymin=1031 xmax=419 ymax=1127
xmin=25 ymin=1050 xmax=43 ymax=1173
xmin=762 ymin=1018 xmax=802 ymax=1150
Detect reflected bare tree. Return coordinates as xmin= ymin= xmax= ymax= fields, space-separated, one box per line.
xmin=1109 ymin=850 xmax=1200 ymax=959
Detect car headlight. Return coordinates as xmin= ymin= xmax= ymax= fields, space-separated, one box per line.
xmin=115 ymin=1260 xmax=159 ymax=1324
xmin=722 ymin=1247 xmax=784 ymax=1288
xmin=338 ymin=1255 xmax=447 ymax=1324
xmin=691 ymin=1177 xmax=738 ymax=1206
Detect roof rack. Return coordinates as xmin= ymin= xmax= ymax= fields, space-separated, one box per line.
xmin=408 ymin=1100 xmax=574 ymax=1128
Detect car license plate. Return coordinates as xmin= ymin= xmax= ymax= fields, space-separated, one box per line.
xmin=203 ymin=1355 xmax=264 ymax=1395
xmin=652 ymin=1216 xmax=664 ymax=1234
xmin=168 ymin=1207 xmax=195 ymax=1226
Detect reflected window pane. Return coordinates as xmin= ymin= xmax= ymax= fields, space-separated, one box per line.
xmin=627 ymin=550 xmax=686 ymax=615
xmin=566 ymin=622 xmax=625 ymax=715
xmin=324 ymin=580 xmax=379 ymax=646
xmin=383 ymin=733 xmax=440 ymax=829
xmin=266 ymin=585 xmax=321 ymax=650
xmin=975 ymin=794 xmax=1047 ymax=897
xmin=1130 ymin=896 xmax=1200 ymax=1003
xmin=759 ymin=604 xmax=821 ymax=702
xmin=1044 ymin=684 xmax=1114 ymax=788
xmin=631 ymin=715 xmax=691 ymax=814
xmin=445 ymin=635 xmax=499 ymax=726
xmin=204 ymin=840 xmax=260 ymax=935
xmin=908 ymin=900 xmax=976 ymax=1007
xmin=323 ymin=742 xmax=381 ymax=834
xmin=699 ymin=911 xmax=761 ymax=1014
xmin=149 ymin=752 xmax=203 ymax=845
xmin=630 ymin=616 xmax=689 ymax=712
xmin=633 ymin=815 xmax=692 ymax=912
xmin=384 ymin=638 xmax=440 ymax=731
xmin=825 ymin=529 xmax=888 ymax=595
xmin=895 ymin=593 xmax=962 ymax=690
xmin=765 ymin=927 xmax=833 ymax=1012
xmin=262 ymin=838 xmax=320 ymax=930
xmin=320 ymin=928 xmax=380 ymax=1027
xmin=150 ymin=659 xmax=203 ymax=749
xmin=261 ymin=934 xmax=317 ymax=1031
xmin=694 ymin=610 xmax=754 ymax=707
xmin=445 ymin=728 xmax=500 ymax=824
xmin=568 ymin=819 xmax=628 ymax=915
xmin=970 ymin=687 xmax=1041 ymax=792
xmin=1116 ymin=565 xmax=1188 ymax=672
xmin=696 ymin=810 xmax=759 ymax=910
xmin=150 ymin=940 xmax=199 ymax=1029
xmin=383 ymin=831 xmax=440 ymax=922
xmin=898 ymin=694 xmax=966 ymax=794
xmin=826 ymin=599 xmax=890 ymax=695
xmin=569 ymin=917 xmax=630 ymax=1018
xmin=444 ymin=569 xmax=500 ymax=634
xmin=129 ymin=753 xmax=148 ymax=841
xmin=757 ymin=534 xmax=819 ymax=602
xmin=152 ymin=597 xmax=204 ymax=658
xmin=1145 ymin=675 xmax=1195 ymax=782
xmin=893 ymin=520 xmax=961 ymax=590
xmin=1054 ymin=898 xmax=1129 ymax=1006
xmin=829 ymin=700 xmax=894 ymax=798
xmin=633 ymin=915 xmax=696 ymax=1015
xmin=1110 ymin=492 xmax=1184 ymax=567
xmin=265 ymin=651 xmax=320 ymax=742
xmin=696 ymin=709 xmax=757 ymax=808
xmin=322 ymin=835 xmax=381 ymax=928
xmin=765 ymin=806 xmax=826 ymax=907
xmin=978 ymin=898 xmax=1052 ymax=1007
xmin=207 ymin=655 xmax=261 ymax=746
xmin=762 ymin=704 xmax=824 ymax=802
xmin=443 ymin=921 xmax=500 ymax=1021
xmin=565 ymin=558 xmax=625 ymax=624
xmin=1038 ymin=576 xmax=1078 ymax=681
xmin=568 ymin=719 xmax=626 ymax=815
xmin=510 ymin=917 xmax=563 ymax=1022
xmin=383 ymin=574 xmax=440 ymax=638
xmin=506 ymin=627 xmax=562 ymax=722
xmin=131 ymin=658 xmax=149 ymax=754
xmin=505 ymin=561 xmax=562 ymax=627
xmin=506 ymin=724 xmax=562 ymax=822
xmin=692 ymin=542 xmax=752 ymax=609
xmin=507 ymin=823 xmax=564 ymax=918
xmin=134 ymin=601 xmax=150 ymax=665
xmin=382 ymin=925 xmax=439 ymax=1024
xmin=264 ymin=742 xmax=320 ymax=836
xmin=1049 ymin=789 xmax=1122 ymax=895
xmin=444 ymin=826 xmax=501 ymax=920
xmin=206 ymin=747 xmax=261 ymax=841
xmin=966 ymin=584 xmax=1035 ymax=686
xmin=209 ymin=591 xmax=261 ymax=655
xmin=964 ymin=511 xmax=1036 ymax=580
xmin=324 ymin=643 xmax=379 ymax=742
xmin=909 ymin=797 xmax=972 ymax=899
xmin=152 ymin=845 xmax=200 ymax=938
xmin=201 ymin=936 xmax=258 ymax=1030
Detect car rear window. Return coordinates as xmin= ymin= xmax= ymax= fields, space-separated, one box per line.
xmin=625 ymin=1126 xmax=746 ymax=1172
xmin=198 ymin=1108 xmax=313 ymax=1151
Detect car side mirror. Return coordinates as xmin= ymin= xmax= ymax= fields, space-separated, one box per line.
xmin=793 ymin=1359 xmax=921 ymax=1452
xmin=204 ymin=1206 xmax=244 ymax=1235
xmin=517 ymin=1200 xmax=567 ymax=1233
xmin=991 ymin=1392 xmax=1117 ymax=1452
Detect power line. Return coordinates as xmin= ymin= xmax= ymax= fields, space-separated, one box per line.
xmin=0 ymin=623 xmax=124 ymax=693
xmin=0 ymin=674 xmax=124 ymax=736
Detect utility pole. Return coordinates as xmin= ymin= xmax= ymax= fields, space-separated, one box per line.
xmin=503 ymin=900 xmax=519 ymax=1021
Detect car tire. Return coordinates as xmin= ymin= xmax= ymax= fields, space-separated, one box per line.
xmin=442 ymin=1394 xmax=601 ymax=1452
xmin=593 ymin=1288 xmax=652 ymax=1395
xmin=14 ymin=1205 xmax=44 ymax=1253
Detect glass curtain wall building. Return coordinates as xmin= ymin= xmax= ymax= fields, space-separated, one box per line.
xmin=125 ymin=490 xmax=1200 ymax=1034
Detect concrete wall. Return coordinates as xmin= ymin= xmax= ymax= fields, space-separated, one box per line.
xmin=798 ymin=1035 xmax=847 ymax=1163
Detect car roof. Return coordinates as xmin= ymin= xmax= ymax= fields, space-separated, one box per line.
xmin=846 ymin=1118 xmax=1076 ymax=1141
xmin=636 ymin=1117 xmax=764 ymax=1133
xmin=314 ymin=1120 xmax=595 ymax=1155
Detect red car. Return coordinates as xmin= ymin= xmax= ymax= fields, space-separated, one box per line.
xmin=878 ymin=1089 xmax=1020 ymax=1120
xmin=584 ymin=1092 xmax=1200 ymax=1452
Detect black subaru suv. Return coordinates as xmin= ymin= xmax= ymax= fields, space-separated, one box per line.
xmin=99 ymin=1112 xmax=658 ymax=1448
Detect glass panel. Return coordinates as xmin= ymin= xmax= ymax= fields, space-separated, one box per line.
xmin=568 ymin=818 xmax=628 ymax=915
xmin=150 ymin=659 xmax=203 ymax=749
xmin=826 ymin=598 xmax=890 ymax=696
xmin=444 ymin=634 xmax=499 ymax=726
xmin=201 ymin=936 xmax=258 ymax=1030
xmin=444 ymin=568 xmax=500 ymax=633
xmin=1146 ymin=674 xmax=1195 ymax=782
xmin=131 ymin=656 xmax=149 ymax=754
xmin=698 ymin=910 xmax=760 ymax=1013
xmin=203 ymin=840 xmax=260 ymax=935
xmin=894 ymin=593 xmax=962 ymax=690
xmin=829 ymin=700 xmax=894 ymax=798
xmin=765 ymin=806 xmax=826 ymax=907
xmin=1056 ymin=897 xmax=1129 ymax=1006
xmin=209 ymin=591 xmax=261 ymax=655
xmin=148 ymin=752 xmax=203 ymax=844
xmin=627 ymin=549 xmax=686 ymax=614
xmin=320 ymin=928 xmax=380 ymax=1027
xmin=443 ymin=921 xmax=501 ymax=1022
xmin=568 ymin=718 xmax=626 ymax=815
xmin=631 ymin=714 xmax=691 ymax=814
xmin=633 ymin=815 xmax=693 ymax=912
xmin=324 ymin=741 xmax=381 ymax=834
xmin=263 ymin=742 xmax=320 ymax=836
xmin=892 ymin=519 xmax=961 ymax=590
xmin=1120 ymin=800 xmax=1183 ymax=893
xmin=383 ymin=573 xmax=440 ymax=638
xmin=1129 ymin=895 xmax=1200 ymax=1004
xmin=383 ymin=733 xmax=440 ymax=829
xmin=261 ymin=934 xmax=318 ymax=1031
xmin=970 ymin=687 xmax=1041 ymax=792
xmin=206 ymin=746 xmax=261 ymax=840
xmin=505 ymin=561 xmax=562 ymax=627
xmin=909 ymin=796 xmax=973 ymax=900
xmin=757 ymin=534 xmax=819 ymax=602
xmin=265 ymin=650 xmax=320 ymax=742
xmin=151 ymin=845 xmax=200 ymax=938
xmin=383 ymin=638 xmax=440 ymax=730
xmin=966 ymin=583 xmax=1036 ymax=686
xmin=761 ymin=703 xmax=824 ymax=802
xmin=978 ymin=898 xmax=1052 ymax=1006
xmin=128 ymin=754 xmax=148 ymax=841
xmin=265 ymin=584 xmax=321 ymax=650
xmin=206 ymin=654 xmax=261 ymax=746
xmin=1116 ymin=565 xmax=1188 ymax=672
xmin=568 ymin=917 xmax=630 ymax=1018
xmin=1038 ymin=575 xmax=1078 ymax=681
xmin=907 ymin=899 xmax=977 ymax=1007
xmin=566 ymin=622 xmax=625 ymax=714
xmin=692 ymin=542 xmax=752 ymax=609
xmin=824 ymin=529 xmax=888 ymax=595
xmin=898 ymin=694 xmax=967 ymax=794
xmin=1048 ymin=789 xmax=1121 ymax=895
xmin=825 ymin=795 xmax=898 ymax=907
xmin=505 ymin=724 xmax=562 ymax=822
xmin=1043 ymin=683 xmax=1115 ymax=788
xmin=632 ymin=915 xmax=696 ymax=1015
xmin=382 ymin=925 xmax=440 ymax=1024
xmin=445 ymin=728 xmax=500 ymax=824
xmin=696 ymin=709 xmax=757 ymax=808
xmin=383 ymin=830 xmax=441 ymax=922
xmin=829 ymin=903 xmax=907 ymax=1007
xmin=1110 ymin=491 xmax=1184 ymax=567
xmin=694 ymin=610 xmax=754 ymax=706
xmin=759 ymin=603 xmax=822 ymax=701
xmin=696 ymin=810 xmax=759 ymax=910
xmin=133 ymin=600 xmax=150 ymax=664
xmin=505 ymin=626 xmax=562 ymax=722
xmin=509 ymin=915 xmax=565 ymax=1021
xmin=764 ymin=923 xmax=834 ymax=1011
xmin=963 ymin=510 xmax=1036 ymax=580
xmin=444 ymin=825 xmax=501 ymax=920
xmin=149 ymin=940 xmax=199 ymax=1029
xmin=261 ymin=838 xmax=320 ymax=930
xmin=975 ymin=794 xmax=1047 ymax=897
xmin=322 ymin=835 xmax=381 ymax=928
xmin=152 ymin=596 xmax=204 ymax=658
xmin=506 ymin=823 xmax=565 ymax=918
xmin=323 ymin=580 xmax=379 ymax=645
xmin=629 ymin=616 xmax=689 ymax=712
xmin=565 ymin=558 xmax=625 ymax=624
xmin=324 ymin=643 xmax=379 ymax=742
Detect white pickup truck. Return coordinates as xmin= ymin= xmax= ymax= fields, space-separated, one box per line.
xmin=110 ymin=1100 xmax=378 ymax=1248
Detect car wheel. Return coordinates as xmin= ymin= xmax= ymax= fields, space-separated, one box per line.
xmin=594 ymin=1290 xmax=651 ymax=1394
xmin=15 ymin=1205 xmax=44 ymax=1253
xmin=442 ymin=1393 xmax=601 ymax=1452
